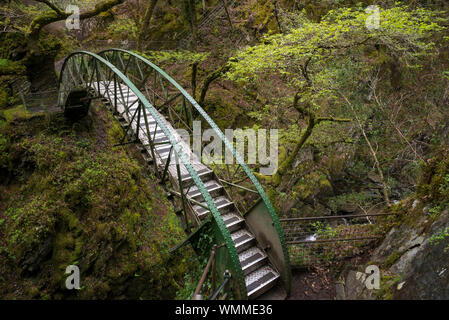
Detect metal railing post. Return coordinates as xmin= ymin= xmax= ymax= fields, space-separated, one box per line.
xmin=193 ymin=244 xmax=218 ymax=299
xmin=208 ymin=269 xmax=232 ymax=300
xmin=176 ymin=151 xmax=189 ymax=231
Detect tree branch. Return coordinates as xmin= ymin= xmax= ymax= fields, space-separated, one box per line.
xmin=199 ymin=64 xmax=231 ymax=106
xmin=34 ymin=0 xmax=63 ymax=15
xmin=316 ymin=116 xmax=351 ymax=123
xmin=340 ymin=91 xmax=390 ymax=205
xmin=29 ymin=0 xmax=124 ymax=38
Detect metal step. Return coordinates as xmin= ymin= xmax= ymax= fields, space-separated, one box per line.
xmin=155 ymin=144 xmax=172 ymax=155
xmin=187 ymin=179 xmax=223 ymax=201
xmin=180 ymin=168 xmax=214 ymax=187
xmin=138 ymin=115 xmax=157 ymax=125
xmin=117 ymin=95 xmax=139 ymax=104
xmin=153 ymin=135 xmax=170 ymax=145
xmin=245 ymin=266 xmax=280 ymax=300
xmin=238 ymin=247 xmax=268 ymax=276
xmin=221 ymin=212 xmax=244 ymax=232
xmin=192 ymin=196 xmax=234 ymax=219
xmin=158 ymin=149 xmax=173 ymax=163
xmin=145 ymin=127 xmax=164 ymax=137
xmin=144 ymin=131 xmax=168 ymax=143
xmin=231 ymin=229 xmax=256 ymax=253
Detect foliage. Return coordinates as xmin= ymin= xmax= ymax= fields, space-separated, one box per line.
xmin=289 ymin=223 xmax=379 ymax=267
xmin=0 ymin=58 xmax=26 ymax=75
xmin=106 ymin=18 xmax=138 ymax=41
xmin=226 ymin=3 xmax=445 ymax=190
xmin=328 ymin=191 xmax=373 ymax=213
xmin=228 ymin=4 xmax=444 ymax=120
xmin=228 ymin=4 xmax=444 ymax=91
xmin=429 ymin=226 xmax=449 ymax=246
xmin=417 ymin=147 xmax=449 ymax=208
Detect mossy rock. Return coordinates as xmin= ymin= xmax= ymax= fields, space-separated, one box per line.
xmin=293 ymin=170 xmax=333 ymax=202
xmin=0 ymin=59 xmax=26 ymax=76
xmin=0 ymin=104 xmax=196 ymax=299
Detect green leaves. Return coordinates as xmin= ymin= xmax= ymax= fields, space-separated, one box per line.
xmin=107 ymin=18 xmax=138 ymax=41
xmin=227 ymin=4 xmax=444 ymax=87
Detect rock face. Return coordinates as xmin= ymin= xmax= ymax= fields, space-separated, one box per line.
xmin=393 ymin=212 xmax=449 ymax=299
xmin=337 ymin=207 xmax=449 ymax=299
xmin=338 ymin=146 xmax=449 ymax=300
xmin=336 ymin=270 xmax=375 ymax=300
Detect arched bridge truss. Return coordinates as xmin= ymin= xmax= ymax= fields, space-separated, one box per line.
xmin=57 ymin=49 xmax=291 ymax=300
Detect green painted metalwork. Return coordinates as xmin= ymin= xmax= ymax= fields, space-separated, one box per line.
xmin=59 ymin=48 xmax=294 ymax=298
xmin=98 ymin=48 xmax=292 ymax=294
xmin=245 ymin=199 xmax=291 ymax=294
xmin=58 ymin=50 xmax=247 ymax=298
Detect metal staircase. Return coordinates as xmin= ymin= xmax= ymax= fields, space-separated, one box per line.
xmin=57 ymin=49 xmax=290 ymax=299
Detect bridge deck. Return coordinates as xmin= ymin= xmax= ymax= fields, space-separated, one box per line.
xmin=93 ymin=81 xmax=207 ymax=180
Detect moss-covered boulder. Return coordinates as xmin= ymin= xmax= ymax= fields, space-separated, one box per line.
xmin=0 ymin=103 xmax=195 ymax=299
xmin=340 ymin=146 xmax=449 ymax=299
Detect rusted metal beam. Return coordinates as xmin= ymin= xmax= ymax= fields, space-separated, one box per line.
xmin=287 ymin=236 xmax=381 ymax=244
xmin=193 ymin=244 xmax=218 ymax=299
xmin=280 ymin=212 xmax=399 ymax=222
xmin=219 ymin=178 xmax=258 ymax=194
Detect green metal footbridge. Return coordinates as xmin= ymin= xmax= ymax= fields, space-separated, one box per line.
xmin=57 ymin=49 xmax=291 ymax=300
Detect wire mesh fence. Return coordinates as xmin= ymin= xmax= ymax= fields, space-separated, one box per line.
xmin=280 ymin=213 xmax=398 ymax=267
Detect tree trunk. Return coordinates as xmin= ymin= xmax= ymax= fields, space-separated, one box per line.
xmin=221 ymin=0 xmax=233 ymax=31
xmin=189 ymin=0 xmax=198 ymax=49
xmin=182 ymin=0 xmax=198 ymax=50
xmin=255 ymin=93 xmax=351 ymax=188
xmin=340 ymin=93 xmax=390 ymax=205
xmin=270 ymin=114 xmax=316 ymax=186
xmin=191 ymin=61 xmax=198 ymax=100
xmin=199 ymin=64 xmax=230 ymax=106
xmin=137 ymin=0 xmax=159 ymax=51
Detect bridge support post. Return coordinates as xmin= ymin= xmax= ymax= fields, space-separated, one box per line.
xmin=176 ymin=152 xmax=190 ymax=233
xmin=114 ymin=74 xmax=118 ymax=114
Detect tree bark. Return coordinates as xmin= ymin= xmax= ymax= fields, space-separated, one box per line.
xmin=221 ymin=0 xmax=233 ymax=31
xmin=256 ymin=93 xmax=351 ymax=187
xmin=182 ymin=0 xmax=198 ymax=50
xmin=137 ymin=0 xmax=159 ymax=51
xmin=199 ymin=64 xmax=230 ymax=106
xmin=29 ymin=0 xmax=124 ymax=39
xmin=189 ymin=0 xmax=198 ymax=49
xmin=273 ymin=1 xmax=282 ymax=33
xmin=340 ymin=92 xmax=390 ymax=205
xmin=191 ymin=61 xmax=199 ymax=100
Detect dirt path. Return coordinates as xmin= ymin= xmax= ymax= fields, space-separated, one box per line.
xmin=288 ymin=267 xmax=336 ymax=300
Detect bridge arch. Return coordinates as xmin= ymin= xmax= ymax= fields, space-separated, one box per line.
xmin=58 ymin=50 xmax=291 ymax=299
